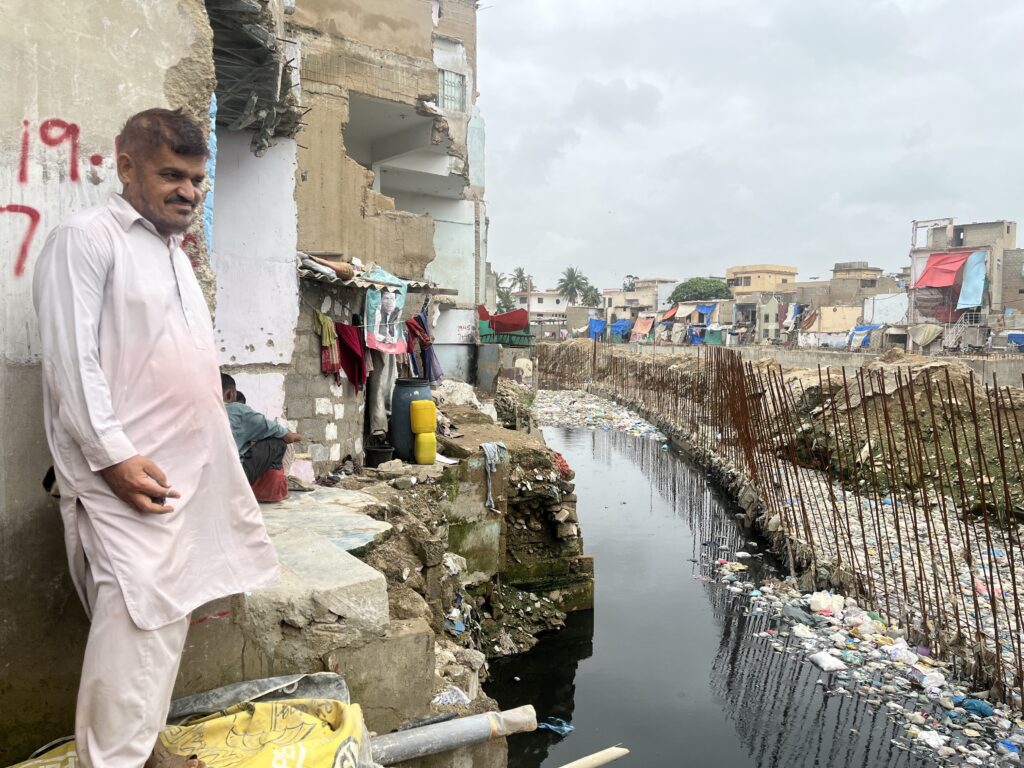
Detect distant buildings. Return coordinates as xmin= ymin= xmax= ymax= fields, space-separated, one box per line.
xmin=600 ymin=219 xmax=1024 ymax=354
xmin=603 ymin=278 xmax=676 ymax=324
xmin=906 ymin=218 xmax=1024 ymax=352
xmin=726 ymin=265 xmax=798 ymax=296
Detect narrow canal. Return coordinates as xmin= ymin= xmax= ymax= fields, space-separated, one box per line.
xmin=487 ymin=426 xmax=934 ymax=768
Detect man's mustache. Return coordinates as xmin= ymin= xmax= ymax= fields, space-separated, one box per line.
xmin=165 ymin=196 xmax=197 ymax=208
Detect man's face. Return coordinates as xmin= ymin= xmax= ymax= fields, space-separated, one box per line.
xmin=381 ymin=292 xmax=396 ymax=312
xmin=118 ymin=143 xmax=206 ymax=237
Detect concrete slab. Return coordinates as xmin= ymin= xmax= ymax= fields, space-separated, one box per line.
xmin=325 ymin=618 xmax=435 ymax=733
xmin=261 ymin=487 xmax=392 ymax=553
xmin=266 ymin=528 xmax=390 ymax=635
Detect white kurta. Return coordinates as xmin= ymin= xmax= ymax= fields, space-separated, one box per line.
xmin=33 ymin=194 xmax=279 ymax=630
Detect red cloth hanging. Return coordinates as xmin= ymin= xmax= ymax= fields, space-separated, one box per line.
xmin=335 ymin=322 xmax=368 ymax=393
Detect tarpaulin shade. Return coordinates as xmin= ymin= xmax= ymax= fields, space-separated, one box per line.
xmin=915 ymin=252 xmax=972 ymax=289
xmin=588 ymin=318 xmax=606 ymax=339
xmin=610 ymin=319 xmax=632 ymax=336
xmin=696 ymin=303 xmax=716 ymax=317
xmin=477 ymin=305 xmax=528 ymax=333
xmin=848 ymin=323 xmax=881 ymax=349
xmin=956 ymin=250 xmax=987 ymax=309
xmin=675 ymin=303 xmax=697 ymax=319
xmin=661 ymin=305 xmax=678 ymax=321
xmin=632 ymin=316 xmax=655 ymax=337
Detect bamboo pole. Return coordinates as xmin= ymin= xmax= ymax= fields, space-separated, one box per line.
xmin=557 ymin=746 xmax=631 ymax=767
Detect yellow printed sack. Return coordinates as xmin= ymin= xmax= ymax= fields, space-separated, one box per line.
xmin=10 ymin=699 xmax=372 ymax=768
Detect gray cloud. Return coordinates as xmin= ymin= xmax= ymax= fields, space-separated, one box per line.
xmin=478 ymin=0 xmax=1024 ymax=291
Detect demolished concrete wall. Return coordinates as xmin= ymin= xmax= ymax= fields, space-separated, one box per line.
xmin=289 ymin=4 xmax=440 ymax=279
xmin=0 ymin=1 xmax=215 ymax=759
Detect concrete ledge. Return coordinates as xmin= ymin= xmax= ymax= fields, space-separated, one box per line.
xmin=267 ymin=529 xmax=389 ymax=634
xmin=325 ymin=618 xmax=435 ymax=734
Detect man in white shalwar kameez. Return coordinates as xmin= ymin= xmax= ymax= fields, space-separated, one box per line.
xmin=32 ymin=108 xmax=279 ymax=768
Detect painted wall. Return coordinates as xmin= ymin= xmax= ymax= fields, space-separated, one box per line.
xmin=468 ymin=112 xmax=485 ymax=189
xmin=391 ymin=191 xmax=476 ymax=305
xmin=211 ymin=130 xmax=299 ymax=369
xmin=0 ymin=1 xmax=215 ymax=760
xmin=433 ymin=306 xmax=477 ymax=383
xmin=863 ymin=292 xmax=908 ymax=325
xmin=812 ymin=305 xmax=863 ymax=333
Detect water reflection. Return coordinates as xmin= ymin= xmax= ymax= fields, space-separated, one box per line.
xmin=487 ymin=427 xmax=933 ymax=768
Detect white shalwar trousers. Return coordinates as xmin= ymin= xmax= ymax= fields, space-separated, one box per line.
xmin=75 ymin=512 xmax=190 ymax=768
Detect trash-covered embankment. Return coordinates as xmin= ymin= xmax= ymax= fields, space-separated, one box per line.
xmin=537 ymin=340 xmax=1024 ymax=711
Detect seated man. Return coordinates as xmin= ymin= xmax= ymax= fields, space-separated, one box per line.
xmin=221 ymin=373 xmax=301 ymax=500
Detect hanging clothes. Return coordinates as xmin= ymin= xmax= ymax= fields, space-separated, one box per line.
xmin=334 ymin=322 xmax=367 ymax=393
xmin=366 ymin=349 xmax=398 ymax=435
xmin=315 ymin=310 xmax=341 ymax=377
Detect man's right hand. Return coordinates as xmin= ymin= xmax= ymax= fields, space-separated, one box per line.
xmin=283 ymin=432 xmax=303 ymax=445
xmin=99 ymin=455 xmax=181 ymax=514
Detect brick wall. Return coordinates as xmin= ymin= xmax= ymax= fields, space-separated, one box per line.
xmin=284 ymin=283 xmax=366 ymax=475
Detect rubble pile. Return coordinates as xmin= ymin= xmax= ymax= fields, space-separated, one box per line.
xmin=494 ymin=378 xmax=533 ymax=430
xmin=532 ymin=390 xmax=667 ymax=441
xmin=476 ymin=585 xmax=566 ymax=658
xmin=498 ymin=447 xmax=594 ymax=619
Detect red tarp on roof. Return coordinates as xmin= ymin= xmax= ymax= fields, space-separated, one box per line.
xmin=915 ymin=252 xmax=972 ymax=289
xmin=477 ymin=305 xmax=528 ymax=333
xmin=661 ymin=305 xmax=678 ymax=321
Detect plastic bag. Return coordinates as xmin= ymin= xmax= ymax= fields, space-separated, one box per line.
xmin=432 ymin=685 xmax=471 ymax=707
xmin=809 ymin=651 xmax=848 ymax=672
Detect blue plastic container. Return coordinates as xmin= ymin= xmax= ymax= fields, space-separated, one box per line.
xmin=389 ymin=378 xmax=431 ymax=461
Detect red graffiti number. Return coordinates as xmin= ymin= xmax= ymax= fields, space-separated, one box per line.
xmin=39 ymin=119 xmax=81 ymax=182
xmin=8 ymin=118 xmax=105 ymax=275
xmin=1 ymin=205 xmax=42 ymax=277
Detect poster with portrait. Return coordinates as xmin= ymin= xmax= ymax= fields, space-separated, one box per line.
xmin=364 ymin=266 xmax=408 ymax=354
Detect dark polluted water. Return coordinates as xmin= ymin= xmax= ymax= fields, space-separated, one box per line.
xmin=486 ymin=427 xmax=935 ymax=768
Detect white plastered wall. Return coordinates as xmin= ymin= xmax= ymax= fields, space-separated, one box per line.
xmin=210 ymin=130 xmax=299 ymax=411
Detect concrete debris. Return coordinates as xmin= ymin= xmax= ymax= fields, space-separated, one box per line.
xmin=495 ymin=378 xmax=534 ymax=429
xmin=435 ymin=380 xmax=498 ymax=423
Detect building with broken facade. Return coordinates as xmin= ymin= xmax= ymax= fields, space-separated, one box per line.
xmin=906 ymin=218 xmax=1024 ymax=352
xmin=0 ymin=0 xmax=508 ymax=760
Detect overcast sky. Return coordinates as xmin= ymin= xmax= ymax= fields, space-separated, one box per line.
xmin=477 ymin=0 xmax=1024 ymax=292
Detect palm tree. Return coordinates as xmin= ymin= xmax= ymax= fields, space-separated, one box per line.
xmin=580 ymin=284 xmax=601 ymax=308
xmin=511 ymin=267 xmax=530 ymax=292
xmin=557 ymin=267 xmax=589 ymax=306
xmin=496 ymin=274 xmax=515 ymax=313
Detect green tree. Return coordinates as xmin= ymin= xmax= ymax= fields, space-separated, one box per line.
xmin=623 ymin=274 xmax=638 ymax=292
xmin=580 ymin=284 xmax=602 ymax=308
xmin=668 ymin=277 xmax=731 ymax=304
xmin=557 ymin=266 xmax=589 ymax=305
xmin=496 ymin=274 xmax=515 ymax=313
xmin=510 ymin=267 xmax=530 ymax=292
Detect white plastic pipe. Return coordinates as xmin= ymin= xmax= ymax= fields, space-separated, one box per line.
xmin=372 ymin=705 xmax=537 ymax=765
xmin=558 ymin=746 xmax=631 ymax=767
